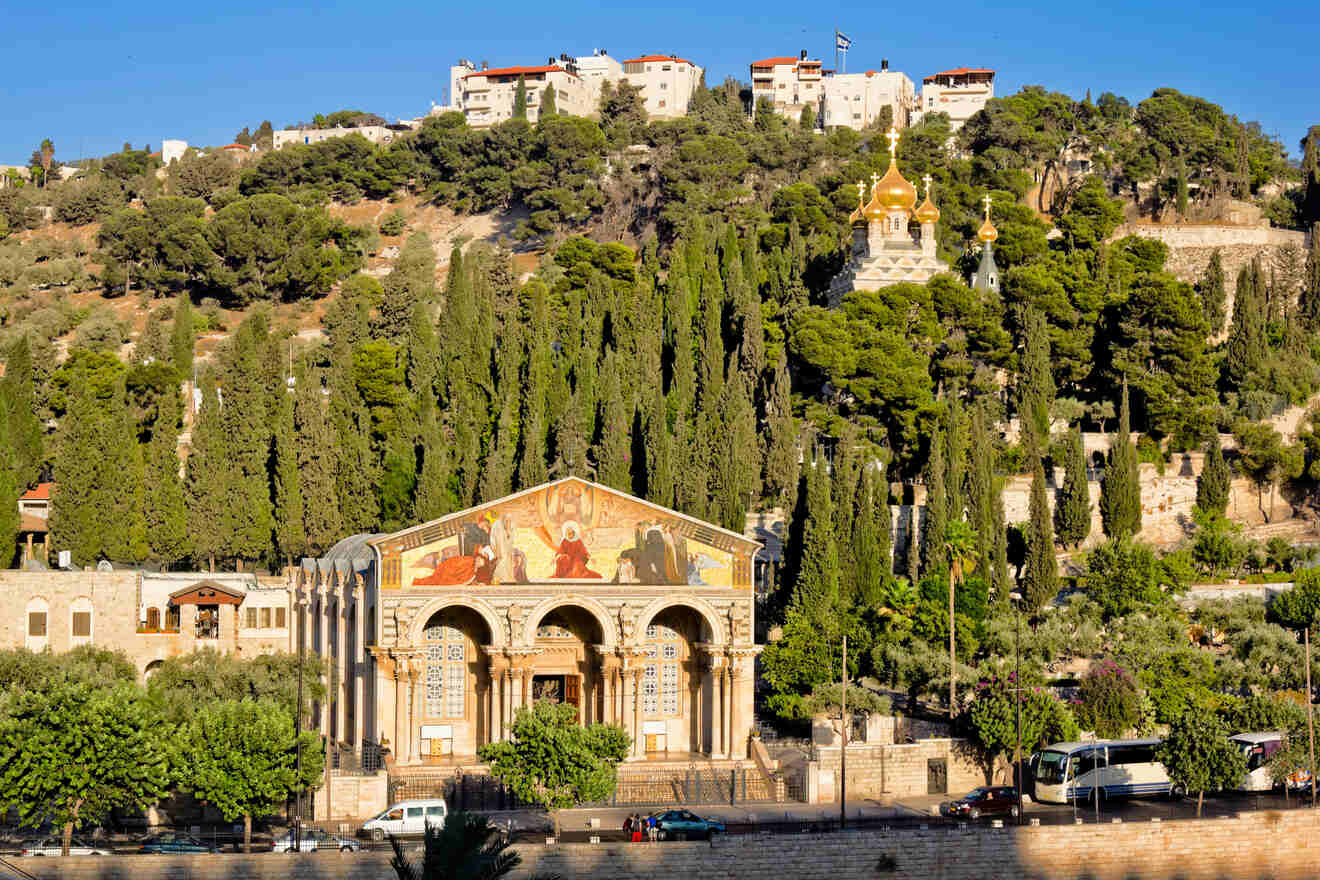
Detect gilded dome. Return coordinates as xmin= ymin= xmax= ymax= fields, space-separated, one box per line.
xmin=863 ymin=180 xmax=888 ymax=221
xmin=977 ymin=217 xmax=999 ymax=242
xmin=875 ymin=162 xmax=917 ymax=213
xmin=914 ymin=196 xmax=940 ymax=224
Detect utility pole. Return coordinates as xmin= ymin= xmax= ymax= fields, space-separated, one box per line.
xmin=840 ymin=634 xmax=847 ymax=830
xmin=294 ymin=595 xmax=306 ymax=852
xmin=1014 ymin=591 xmax=1024 ymax=825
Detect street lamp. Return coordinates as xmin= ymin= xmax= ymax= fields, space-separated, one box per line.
xmin=1009 ymin=590 xmax=1024 ymax=826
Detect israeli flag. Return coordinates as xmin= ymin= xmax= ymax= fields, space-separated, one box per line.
xmin=835 ymin=31 xmax=852 ymax=51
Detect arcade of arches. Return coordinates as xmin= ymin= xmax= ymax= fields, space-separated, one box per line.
xmin=367 ymin=478 xmax=762 ymax=764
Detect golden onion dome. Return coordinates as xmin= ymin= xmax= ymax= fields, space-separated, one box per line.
xmin=977 ymin=216 xmax=999 ymax=242
xmin=914 ymin=195 xmax=940 ymax=225
xmin=863 ymin=180 xmax=888 ymax=221
xmin=875 ymin=162 xmax=918 ymax=213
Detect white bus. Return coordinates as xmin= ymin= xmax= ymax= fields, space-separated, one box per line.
xmin=1033 ymin=739 xmax=1175 ymax=804
xmin=1230 ymin=731 xmax=1284 ymax=792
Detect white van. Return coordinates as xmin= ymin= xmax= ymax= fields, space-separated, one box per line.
xmin=361 ymin=799 xmax=448 ymax=841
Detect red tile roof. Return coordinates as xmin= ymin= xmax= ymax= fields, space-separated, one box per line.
xmin=464 ymin=64 xmax=573 ymax=79
xmin=924 ymin=67 xmax=995 ymax=81
xmin=221 ymin=143 xmax=248 ymax=151
xmin=751 ymin=56 xmax=803 ymax=68
xmin=624 ymin=54 xmax=695 ymax=66
xmin=21 ymin=483 xmax=52 ymax=501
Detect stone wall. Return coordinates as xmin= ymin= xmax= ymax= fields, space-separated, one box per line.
xmin=807 ymin=738 xmax=987 ymax=803
xmin=22 ymin=809 xmax=1320 ymax=879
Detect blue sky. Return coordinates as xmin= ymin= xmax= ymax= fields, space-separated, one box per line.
xmin=2 ymin=0 xmax=1316 ymax=165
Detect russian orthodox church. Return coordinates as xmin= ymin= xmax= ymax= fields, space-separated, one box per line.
xmin=971 ymin=195 xmax=1000 ymax=292
xmin=828 ymin=128 xmax=951 ymax=306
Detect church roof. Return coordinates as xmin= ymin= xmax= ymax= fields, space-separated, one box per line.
xmin=370 ymin=477 xmax=762 ymax=555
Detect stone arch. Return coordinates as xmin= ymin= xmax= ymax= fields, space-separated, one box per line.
xmin=632 ymin=596 xmax=726 ymax=646
xmin=407 ymin=595 xmax=506 ymax=648
xmin=521 ymin=595 xmax=617 ymax=649
xmin=143 ymin=659 xmax=164 ymax=681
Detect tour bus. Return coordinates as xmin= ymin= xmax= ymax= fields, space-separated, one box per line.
xmin=1033 ymin=739 xmax=1174 ymax=804
xmin=1230 ymin=731 xmax=1284 ymax=792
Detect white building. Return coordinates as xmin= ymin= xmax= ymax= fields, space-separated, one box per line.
xmin=622 ymin=54 xmax=703 ymax=119
xmin=749 ymin=52 xmax=824 ymax=123
xmin=161 ymin=139 xmax=188 ymax=165
xmin=820 ymin=63 xmax=916 ymax=131
xmin=573 ymin=49 xmax=622 ymax=92
xmin=449 ymin=61 xmax=594 ymax=127
xmin=272 ymin=125 xmax=410 ymax=150
xmin=917 ymin=67 xmax=995 ymax=130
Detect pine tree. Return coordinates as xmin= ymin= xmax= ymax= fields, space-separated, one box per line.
xmin=1022 ymin=458 xmax=1058 ymax=613
xmin=1099 ymin=380 xmax=1142 ymax=539
xmin=1199 ymin=249 xmax=1228 ymax=336
xmin=540 ymin=83 xmax=557 ymax=119
xmin=170 ymin=295 xmax=195 ymax=380
xmin=1196 ymin=434 xmax=1231 ymax=517
xmin=513 ymin=75 xmax=528 ymax=120
xmin=272 ymin=386 xmax=306 ymax=565
xmin=1055 ymin=427 xmax=1092 ymax=549
xmin=143 ymin=384 xmax=190 ymax=566
xmin=922 ymin=430 xmax=948 ymax=575
xmin=1226 ymin=259 xmax=1267 ymax=387
xmin=375 ymin=231 xmax=435 ymax=340
xmin=0 ymin=336 xmax=44 ymax=488
xmin=1017 ymin=306 xmax=1054 ymax=457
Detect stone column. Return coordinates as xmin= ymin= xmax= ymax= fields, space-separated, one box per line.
xmin=352 ymin=585 xmax=366 ymax=749
xmin=486 ymin=652 xmax=507 ymax=744
xmin=729 ymin=651 xmax=752 ymax=760
xmin=406 ymin=656 xmax=422 ymax=764
xmin=336 ymin=597 xmax=348 ymax=744
xmin=620 ymin=662 xmax=637 ymax=760
xmin=522 ymin=668 xmax=534 ymax=710
xmin=631 ymin=666 xmax=644 ymax=759
xmin=503 ymin=667 xmax=514 ymax=733
xmin=598 ymin=651 xmax=617 ymax=726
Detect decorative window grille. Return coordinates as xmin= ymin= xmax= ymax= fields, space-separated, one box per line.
xmin=643 ymin=664 xmax=659 ymax=714
xmin=424 ymin=619 xmax=467 ymax=718
xmin=661 ymin=663 xmax=679 ymax=715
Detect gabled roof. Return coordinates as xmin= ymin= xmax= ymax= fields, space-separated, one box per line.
xmin=21 ymin=483 xmax=52 ymax=501
xmin=169 ymin=579 xmax=246 ymax=605
xmin=371 ymin=477 xmax=761 ymax=554
xmin=464 ymin=64 xmax=574 ymax=80
xmin=624 ymin=54 xmax=695 ymax=66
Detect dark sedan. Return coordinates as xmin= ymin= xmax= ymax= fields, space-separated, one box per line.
xmin=939 ymin=786 xmax=1021 ymax=820
xmin=138 ymin=833 xmax=220 ymax=854
xmin=648 ymin=809 xmax=726 ymax=840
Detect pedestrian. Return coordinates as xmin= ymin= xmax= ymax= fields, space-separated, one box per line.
xmin=622 ymin=814 xmax=632 ymax=835
xmin=631 ymin=813 xmax=643 ymax=843
xmin=647 ymin=813 xmax=658 ymax=842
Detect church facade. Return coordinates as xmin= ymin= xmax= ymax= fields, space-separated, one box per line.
xmin=356 ymin=478 xmax=761 ymax=764
xmin=828 ymin=128 xmax=951 ymax=305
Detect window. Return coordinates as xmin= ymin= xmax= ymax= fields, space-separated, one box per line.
xmin=425 ymin=616 xmax=467 ymax=718
xmin=146 ymin=607 xmax=160 ymax=630
xmin=72 ymin=612 xmax=91 ymax=638
xmin=261 ymin=607 xmax=272 ymax=629
xmin=659 ymin=82 xmax=668 ymax=89
xmin=642 ymin=664 xmax=659 ymax=714
xmin=658 ymin=100 xmax=666 ymax=108
xmin=246 ymin=608 xmax=258 ymax=629
xmin=853 ymin=113 xmax=862 ymax=120
xmin=662 ymin=64 xmax=671 ymax=71
xmin=28 ymin=611 xmax=46 ymax=637
xmin=406 ymin=807 xmax=424 ymax=819
xmin=276 ymin=607 xmax=287 ymax=628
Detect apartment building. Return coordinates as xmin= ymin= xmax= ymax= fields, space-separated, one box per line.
xmin=622 ymin=54 xmax=703 ymax=118
xmin=820 ymin=63 xmax=916 ymax=131
xmin=917 ymin=67 xmax=995 ymax=130
xmin=749 ymin=51 xmax=823 ymax=123
xmin=450 ymin=60 xmax=594 ymax=127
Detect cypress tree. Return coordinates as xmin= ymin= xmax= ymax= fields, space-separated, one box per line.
xmin=135 ymin=307 xmax=171 ymax=365
xmin=943 ymin=392 xmax=968 ymax=521
xmin=272 ymin=386 xmax=306 ymax=565
xmin=1017 ymin=306 xmax=1054 ymax=457
xmin=1099 ymin=380 xmax=1142 ymax=539
xmin=216 ymin=316 xmax=275 ymax=564
xmin=852 ymin=465 xmax=886 ymax=607
xmin=641 ymin=384 xmax=675 ymax=507
xmin=540 ymin=82 xmax=557 ymax=119
xmin=516 ymin=281 xmax=552 ymax=489
xmin=990 ymin=475 xmax=1011 ymax=594
xmin=1055 ymin=427 xmax=1092 ymax=549
xmin=875 ymin=458 xmax=893 ymax=579
xmin=49 ymin=387 xmax=106 ymax=566
xmin=1022 ymin=459 xmax=1058 ymax=613
xmin=102 ymin=391 xmax=148 ymax=564
xmin=170 ymin=295 xmax=195 ymax=380
xmin=329 ymin=342 xmax=380 ymax=534
xmin=414 ymin=399 xmax=455 ymax=522
xmin=696 ymin=246 xmax=725 ymax=412
xmin=922 ymin=430 xmax=948 ymax=575
xmin=186 ymin=375 xmax=228 ymax=570
xmin=966 ymin=406 xmax=995 ymax=580
xmin=292 ymin=371 xmax=344 ymax=554
xmin=905 ymin=504 xmax=920 ymax=585
xmin=762 ymin=354 xmax=798 ymax=506
xmin=711 ymin=371 xmax=759 ymax=532
xmin=793 ymin=448 xmax=839 ymax=614
xmin=592 ymin=356 xmax=631 ymax=492
xmin=1226 ymin=259 xmax=1267 ymax=387
xmin=1299 ymin=229 xmax=1320 ymax=334
xmin=550 ymin=392 xmax=590 ymax=478
xmin=143 ymin=384 xmax=190 ymax=566
xmin=0 ymin=336 xmax=44 ymax=489
xmin=1196 ymin=434 xmax=1231 ymax=517
xmin=375 ymin=231 xmax=435 ymax=340
xmin=512 ymin=75 xmax=528 ymax=120
xmin=1199 ymin=249 xmax=1228 ymax=336
xmin=0 ymin=417 xmax=19 ymax=568
xmin=830 ymin=428 xmax=861 ymax=602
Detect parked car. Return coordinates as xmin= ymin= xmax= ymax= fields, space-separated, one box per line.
xmin=19 ymin=837 xmax=111 ymax=856
xmin=648 ymin=809 xmax=726 ymax=840
xmin=940 ymin=786 xmax=1021 ymax=820
xmin=273 ymin=828 xmax=362 ymax=853
xmin=138 ymin=832 xmax=220 ymax=854
xmin=360 ymin=799 xmax=448 ymax=841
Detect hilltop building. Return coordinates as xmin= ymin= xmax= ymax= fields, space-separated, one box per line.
xmin=971 ymin=195 xmax=1000 ymax=292
xmin=749 ymin=52 xmax=823 ymax=123
xmin=828 ymin=128 xmax=950 ymax=304
xmin=272 ymin=124 xmax=414 ymax=150
xmin=917 ymin=67 xmax=995 ymax=130
xmin=820 ymin=62 xmax=917 ymax=131
xmin=622 ymin=54 xmax=704 ymax=118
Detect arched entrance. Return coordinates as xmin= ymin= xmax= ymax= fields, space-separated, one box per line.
xmin=529 ymin=604 xmax=605 ymax=725
xmin=417 ymin=606 xmax=492 ymax=761
xmin=637 ymin=606 xmax=705 ymax=755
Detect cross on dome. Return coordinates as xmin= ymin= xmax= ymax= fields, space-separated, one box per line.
xmin=856 ymin=180 xmax=866 ymax=199
xmin=885 ymin=127 xmax=900 ymax=158
xmin=922 ymin=174 xmax=934 ymax=196
xmin=982 ymin=194 xmax=993 ymax=217
xmin=870 ymin=171 xmax=880 ymax=188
